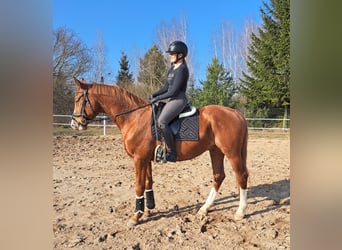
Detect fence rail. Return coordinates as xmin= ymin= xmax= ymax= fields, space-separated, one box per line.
xmin=53 ymin=115 xmax=290 ymax=135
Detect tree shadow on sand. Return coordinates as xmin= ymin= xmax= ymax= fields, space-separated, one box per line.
xmin=244 ymin=178 xmax=290 ymax=218
xmin=140 ymin=178 xmax=290 ymax=224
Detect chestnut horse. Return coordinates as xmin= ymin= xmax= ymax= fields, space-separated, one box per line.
xmin=71 ymin=77 xmax=249 ymax=227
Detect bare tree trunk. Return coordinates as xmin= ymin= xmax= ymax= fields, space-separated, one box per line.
xmin=153 ymin=15 xmax=194 ymax=83
xmin=92 ymin=31 xmax=108 ymax=83
xmin=213 ymin=18 xmax=259 ymax=86
xmin=213 ymin=22 xmax=238 ymax=79
xmin=238 ymin=18 xmax=259 ymax=81
xmin=53 ymin=27 xmax=92 ymax=114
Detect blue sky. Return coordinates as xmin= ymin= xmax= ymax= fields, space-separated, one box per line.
xmin=53 ymin=0 xmax=267 ymax=83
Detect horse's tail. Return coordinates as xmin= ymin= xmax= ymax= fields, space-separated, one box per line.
xmin=241 ymin=118 xmax=249 ymax=183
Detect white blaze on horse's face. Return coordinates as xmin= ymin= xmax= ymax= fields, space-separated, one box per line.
xmin=70 ymin=118 xmax=86 ymax=130
xmin=71 ymin=105 xmax=88 ymax=130
xmin=70 ymin=109 xmax=78 ymax=129
xmin=70 ymin=119 xmax=77 ymax=130
xmin=70 ymin=119 xmax=84 ymax=130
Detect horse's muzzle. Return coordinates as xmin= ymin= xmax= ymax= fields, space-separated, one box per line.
xmin=70 ymin=117 xmax=88 ymax=130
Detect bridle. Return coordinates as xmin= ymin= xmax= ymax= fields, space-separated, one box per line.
xmin=71 ymin=87 xmax=152 ymax=127
xmin=71 ymin=87 xmax=96 ymax=127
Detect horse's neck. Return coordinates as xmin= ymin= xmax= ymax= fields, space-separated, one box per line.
xmin=94 ymin=85 xmax=147 ymax=129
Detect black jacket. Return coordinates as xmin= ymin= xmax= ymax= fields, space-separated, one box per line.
xmin=152 ymin=63 xmax=189 ymax=100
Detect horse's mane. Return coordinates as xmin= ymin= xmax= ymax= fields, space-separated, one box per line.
xmin=90 ymin=83 xmax=148 ymax=107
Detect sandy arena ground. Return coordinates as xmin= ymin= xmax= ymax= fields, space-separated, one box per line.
xmin=53 ymin=133 xmax=290 ymax=249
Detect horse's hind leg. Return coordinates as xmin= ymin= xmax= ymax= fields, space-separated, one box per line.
xmin=228 ymin=152 xmax=249 ymax=221
xmin=198 ymin=146 xmax=225 ymax=217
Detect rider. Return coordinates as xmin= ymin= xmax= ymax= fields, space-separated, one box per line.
xmin=149 ymin=41 xmax=189 ymax=162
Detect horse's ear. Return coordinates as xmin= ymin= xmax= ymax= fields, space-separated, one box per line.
xmin=73 ymin=77 xmax=87 ymax=89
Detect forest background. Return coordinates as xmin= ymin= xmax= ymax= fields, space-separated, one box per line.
xmin=53 ymin=0 xmax=290 ymax=125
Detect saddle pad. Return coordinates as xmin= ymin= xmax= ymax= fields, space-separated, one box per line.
xmin=151 ymin=112 xmax=199 ymax=141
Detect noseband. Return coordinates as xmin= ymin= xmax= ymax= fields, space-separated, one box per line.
xmin=71 ymin=87 xmax=95 ymax=126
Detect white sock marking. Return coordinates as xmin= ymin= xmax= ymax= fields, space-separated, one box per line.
xmin=200 ymin=187 xmax=217 ymax=212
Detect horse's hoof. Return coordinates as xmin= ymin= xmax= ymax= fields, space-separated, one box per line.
xmin=234 ymin=212 xmax=244 ymax=221
xmin=127 ymin=219 xmax=138 ymax=228
xmin=144 ymin=209 xmax=151 ymax=217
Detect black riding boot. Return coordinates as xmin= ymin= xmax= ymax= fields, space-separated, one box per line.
xmin=160 ymin=125 xmax=177 ymax=162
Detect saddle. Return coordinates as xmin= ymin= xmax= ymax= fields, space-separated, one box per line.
xmin=151 ymin=101 xmax=199 ymax=141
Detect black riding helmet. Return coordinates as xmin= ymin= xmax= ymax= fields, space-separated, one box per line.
xmin=166 ymin=41 xmax=188 ymax=58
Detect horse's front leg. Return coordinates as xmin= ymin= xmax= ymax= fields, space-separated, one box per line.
xmin=127 ymin=157 xmax=148 ymax=228
xmin=144 ymin=161 xmax=155 ymax=217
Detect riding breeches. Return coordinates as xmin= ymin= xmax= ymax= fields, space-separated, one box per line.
xmin=157 ymin=98 xmax=187 ymax=129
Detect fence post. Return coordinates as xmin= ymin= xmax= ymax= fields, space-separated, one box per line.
xmin=103 ymin=118 xmax=106 ymax=136
xmin=283 ymin=106 xmax=288 ymax=131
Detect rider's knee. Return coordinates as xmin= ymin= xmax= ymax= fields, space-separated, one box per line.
xmin=157 ymin=121 xmax=168 ymax=130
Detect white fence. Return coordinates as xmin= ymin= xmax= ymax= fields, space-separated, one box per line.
xmin=53 ymin=115 xmax=116 ymax=136
xmin=245 ymin=117 xmax=290 ymax=131
xmin=53 ymin=115 xmax=290 ymax=135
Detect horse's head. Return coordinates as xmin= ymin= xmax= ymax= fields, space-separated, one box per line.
xmin=70 ymin=77 xmax=98 ymax=130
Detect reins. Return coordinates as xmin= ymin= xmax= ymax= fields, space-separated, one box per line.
xmin=111 ymin=103 xmax=152 ymax=119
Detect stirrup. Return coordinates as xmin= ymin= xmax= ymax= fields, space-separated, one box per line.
xmin=154 ymin=143 xmax=166 ymax=163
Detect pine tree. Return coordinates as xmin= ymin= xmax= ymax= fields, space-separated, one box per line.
xmin=116 ymin=51 xmax=134 ymax=89
xmin=240 ymin=0 xmax=290 ymax=118
xmin=194 ymin=57 xmax=235 ymax=108
xmin=136 ymin=45 xmax=168 ymax=97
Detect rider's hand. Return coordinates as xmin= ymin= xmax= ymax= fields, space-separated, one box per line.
xmin=149 ymin=96 xmax=159 ymax=103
